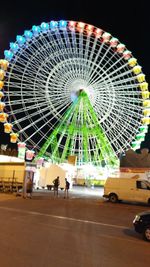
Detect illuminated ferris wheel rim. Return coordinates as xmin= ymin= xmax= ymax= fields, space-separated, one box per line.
xmin=0 ymin=19 xmax=149 ymax=164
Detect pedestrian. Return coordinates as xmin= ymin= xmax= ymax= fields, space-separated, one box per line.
xmin=26 ymin=177 xmax=33 ymax=199
xmin=53 ymin=176 xmax=60 ymax=197
xmin=64 ymin=178 xmax=70 ymax=199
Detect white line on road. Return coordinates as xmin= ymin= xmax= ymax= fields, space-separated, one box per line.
xmin=0 ymin=206 xmax=127 ymax=230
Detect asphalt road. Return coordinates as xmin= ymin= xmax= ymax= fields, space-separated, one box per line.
xmin=0 ymin=188 xmax=149 ymax=267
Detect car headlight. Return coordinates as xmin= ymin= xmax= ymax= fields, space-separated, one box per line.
xmin=133 ymin=215 xmax=141 ymax=223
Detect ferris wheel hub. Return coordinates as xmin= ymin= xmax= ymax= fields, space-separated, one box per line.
xmin=70 ymin=78 xmax=94 ymax=102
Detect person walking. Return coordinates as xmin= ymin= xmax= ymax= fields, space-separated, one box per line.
xmin=26 ymin=177 xmax=33 ymax=199
xmin=64 ymin=178 xmax=70 ymax=199
xmin=53 ymin=176 xmax=60 ymax=197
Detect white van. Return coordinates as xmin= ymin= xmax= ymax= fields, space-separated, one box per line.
xmin=103 ymin=175 xmax=150 ymax=205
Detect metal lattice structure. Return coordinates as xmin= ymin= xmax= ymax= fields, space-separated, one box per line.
xmin=0 ymin=20 xmax=149 ymax=166
xmin=37 ymin=90 xmax=118 ymax=166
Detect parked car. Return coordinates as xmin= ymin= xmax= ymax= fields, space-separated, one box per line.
xmin=133 ymin=210 xmax=150 ymax=241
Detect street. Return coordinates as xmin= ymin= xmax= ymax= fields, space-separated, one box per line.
xmin=0 ymin=187 xmax=149 ymax=267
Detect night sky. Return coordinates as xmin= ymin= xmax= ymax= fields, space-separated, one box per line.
xmin=0 ymin=0 xmax=149 ymax=150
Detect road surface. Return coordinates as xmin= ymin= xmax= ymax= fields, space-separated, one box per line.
xmin=0 ymin=187 xmax=149 ymax=267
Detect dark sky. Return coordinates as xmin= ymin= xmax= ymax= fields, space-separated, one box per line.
xmin=0 ymin=0 xmax=149 ymax=149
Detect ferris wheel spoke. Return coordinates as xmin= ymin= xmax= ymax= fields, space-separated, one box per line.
xmin=78 ymin=33 xmax=85 ymax=77
xmin=92 ymin=89 xmax=141 ymax=106
xmin=19 ymin=112 xmax=53 ymax=134
xmin=87 ymin=54 xmax=126 ymax=86
xmin=88 ymin=61 xmax=131 ymax=86
xmin=106 ymin=113 xmax=141 ymax=136
xmin=49 ymin=59 xmax=78 ymax=80
xmin=106 ymin=106 xmax=141 ymax=122
xmin=62 ymin=30 xmax=73 ymax=52
xmin=71 ymin=30 xmax=78 ymax=54
xmin=16 ymin=44 xmax=68 ymax=78
xmin=87 ymin=41 xmax=105 ymax=79
xmin=5 ymin=98 xmax=47 ymax=109
xmin=17 ymin=101 xmax=68 ymax=136
xmin=91 ymin=72 xmax=137 ymax=91
xmin=14 ymin=50 xmax=45 ymax=71
xmin=82 ymin=37 xmax=94 ymax=79
xmin=6 ymin=71 xmax=49 ymax=87
xmin=31 ymin=36 xmax=60 ymax=62
xmin=83 ymin=35 xmax=91 ymax=61
xmin=105 ymin=122 xmax=136 ymax=149
xmin=97 ymin=49 xmax=120 ymax=73
xmin=44 ymin=31 xmax=80 ymax=74
xmin=84 ymin=35 xmax=99 ymax=71
xmin=70 ymin=33 xmax=89 ymax=80
xmin=10 ymin=107 xmax=50 ymax=124
xmin=33 ymin=102 xmax=77 ymax=150
xmin=5 ymin=83 xmax=47 ymax=96
xmin=87 ymin=44 xmax=113 ymax=84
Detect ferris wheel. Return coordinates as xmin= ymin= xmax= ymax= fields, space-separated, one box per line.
xmin=0 ymin=20 xmax=149 ymax=166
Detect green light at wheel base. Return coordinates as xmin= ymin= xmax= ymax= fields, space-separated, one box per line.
xmin=35 ymin=90 xmax=118 ymax=167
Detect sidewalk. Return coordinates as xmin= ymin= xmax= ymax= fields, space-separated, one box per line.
xmin=0 ymin=186 xmax=104 ymax=201
xmin=0 ymin=193 xmax=19 ymax=201
xmin=33 ymin=186 xmax=104 ymax=200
